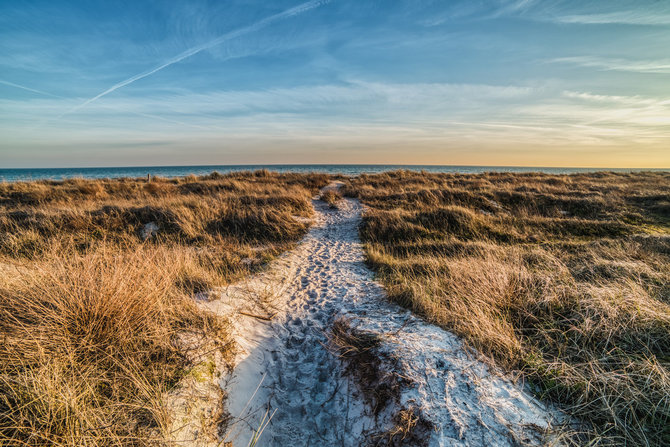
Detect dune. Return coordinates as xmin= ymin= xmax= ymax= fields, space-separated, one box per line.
xmin=199 ymin=183 xmax=562 ymax=446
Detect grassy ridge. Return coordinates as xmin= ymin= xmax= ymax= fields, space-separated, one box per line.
xmin=345 ymin=171 xmax=670 ymax=446
xmin=0 ymin=171 xmax=329 ymax=446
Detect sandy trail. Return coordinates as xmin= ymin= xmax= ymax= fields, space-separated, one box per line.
xmin=207 ymin=185 xmax=561 ymax=446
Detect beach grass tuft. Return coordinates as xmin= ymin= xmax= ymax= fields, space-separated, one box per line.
xmin=320 ymin=189 xmax=342 ymax=209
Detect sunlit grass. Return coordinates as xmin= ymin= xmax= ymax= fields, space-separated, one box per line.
xmin=345 ymin=170 xmax=670 ymax=446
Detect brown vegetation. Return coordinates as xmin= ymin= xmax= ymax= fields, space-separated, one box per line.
xmin=330 ymin=318 xmax=399 ymax=416
xmin=3 ymin=168 xmax=668 ymax=445
xmin=0 ymin=171 xmax=329 ymax=446
xmin=374 ymin=406 xmax=433 ymax=447
xmin=330 ymin=318 xmax=432 ymax=447
xmin=320 ymin=189 xmax=342 ymax=209
xmin=344 ymin=170 xmax=670 ymax=446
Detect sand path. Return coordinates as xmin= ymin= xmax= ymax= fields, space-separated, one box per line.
xmin=208 ymin=184 xmax=561 ymax=446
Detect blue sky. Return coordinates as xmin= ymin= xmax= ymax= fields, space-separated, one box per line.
xmin=1 ymin=0 xmax=669 ymax=168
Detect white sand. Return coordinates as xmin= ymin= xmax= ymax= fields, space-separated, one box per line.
xmin=206 ymin=186 xmax=563 ymax=446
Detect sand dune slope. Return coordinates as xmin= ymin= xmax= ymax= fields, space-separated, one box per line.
xmin=209 ymin=187 xmax=562 ymax=446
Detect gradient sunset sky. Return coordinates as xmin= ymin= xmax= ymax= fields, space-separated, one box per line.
xmin=1 ymin=0 xmax=669 ymax=168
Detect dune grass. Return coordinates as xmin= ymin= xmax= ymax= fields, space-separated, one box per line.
xmin=4 ymin=168 xmax=668 ymax=445
xmin=344 ymin=170 xmax=670 ymax=446
xmin=320 ymin=189 xmax=342 ymax=209
xmin=0 ymin=170 xmax=329 ymax=446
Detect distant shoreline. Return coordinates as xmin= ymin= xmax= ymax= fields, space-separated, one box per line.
xmin=1 ymin=164 xmax=667 ymax=182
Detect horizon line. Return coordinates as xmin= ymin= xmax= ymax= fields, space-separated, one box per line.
xmin=2 ymin=163 xmax=668 ymax=171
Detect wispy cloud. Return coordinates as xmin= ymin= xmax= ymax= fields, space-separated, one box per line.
xmin=549 ymin=56 xmax=670 ymax=74
xmin=0 ymin=79 xmax=62 ymax=98
xmin=556 ymin=11 xmax=670 ymax=26
xmin=57 ymin=0 xmax=331 ymax=118
xmin=495 ymin=0 xmax=537 ymax=16
xmin=562 ymin=90 xmax=670 ymax=106
xmin=7 ymin=81 xmax=538 ymax=128
xmin=483 ymin=1 xmax=670 ymax=27
xmin=560 ymin=90 xmax=670 ymax=127
xmin=5 ymin=82 xmax=669 ymax=151
xmin=0 ymin=78 xmax=213 ymax=130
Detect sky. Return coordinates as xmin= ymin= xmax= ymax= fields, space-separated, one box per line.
xmin=1 ymin=0 xmax=669 ymax=169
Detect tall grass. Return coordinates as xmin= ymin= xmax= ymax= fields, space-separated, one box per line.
xmin=0 ymin=171 xmax=329 ymax=445
xmin=319 ymin=190 xmax=342 ymax=209
xmin=345 ymin=170 xmax=670 ymax=446
xmin=0 ymin=244 xmax=231 ymax=445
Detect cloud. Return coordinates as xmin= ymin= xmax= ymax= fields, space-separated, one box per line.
xmin=495 ymin=0 xmax=537 ymax=16
xmin=0 ymin=79 xmax=62 ymax=98
xmin=57 ymin=0 xmax=331 ymax=119
xmin=481 ymin=1 xmax=670 ymax=27
xmin=559 ymin=90 xmax=670 ymax=127
xmin=562 ymin=90 xmax=670 ymax=106
xmin=2 ymin=81 xmax=541 ymax=132
xmin=556 ymin=11 xmax=670 ymax=26
xmin=4 ymin=82 xmax=669 ymax=154
xmin=549 ymin=56 xmax=670 ymax=74
xmin=0 ymin=78 xmax=215 ymax=130
xmin=80 ymin=82 xmax=538 ymax=122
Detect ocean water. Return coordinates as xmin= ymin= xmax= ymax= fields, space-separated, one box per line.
xmin=0 ymin=164 xmax=663 ymax=182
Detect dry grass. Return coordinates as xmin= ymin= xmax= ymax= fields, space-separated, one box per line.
xmin=0 ymin=171 xmax=328 ymax=269
xmin=330 ymin=318 xmax=401 ymax=416
xmin=0 ymin=245 xmax=231 ymax=445
xmin=330 ymin=319 xmax=432 ymax=447
xmin=373 ymin=406 xmax=433 ymax=447
xmin=344 ymin=170 xmax=670 ymax=446
xmin=320 ymin=189 xmax=342 ymax=209
xmin=0 ymin=171 xmax=329 ymax=446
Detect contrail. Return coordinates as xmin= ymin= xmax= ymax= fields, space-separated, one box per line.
xmin=59 ymin=0 xmax=330 ymax=118
xmin=2 ymin=78 xmax=216 ymax=130
xmin=0 ymin=79 xmax=63 ymax=98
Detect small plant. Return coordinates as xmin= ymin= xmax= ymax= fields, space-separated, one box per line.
xmin=246 ymin=407 xmax=277 ymax=447
xmin=320 ymin=189 xmax=342 ymax=209
xmin=373 ymin=406 xmax=433 ymax=447
xmin=330 ymin=318 xmax=401 ymax=415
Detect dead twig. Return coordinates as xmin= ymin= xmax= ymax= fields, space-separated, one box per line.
xmin=238 ymin=311 xmax=277 ymax=321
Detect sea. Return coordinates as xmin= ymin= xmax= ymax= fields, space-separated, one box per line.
xmin=0 ymin=164 xmax=664 ymax=182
